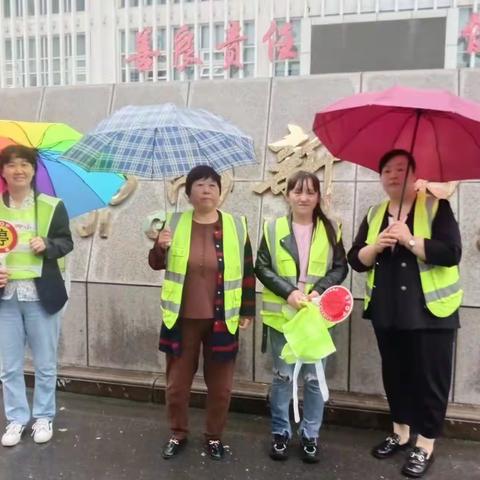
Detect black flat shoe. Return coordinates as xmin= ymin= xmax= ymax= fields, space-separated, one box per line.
xmin=162 ymin=437 xmax=187 ymax=459
xmin=300 ymin=435 xmax=319 ymax=464
xmin=401 ymin=447 xmax=434 ymax=478
xmin=206 ymin=439 xmax=225 ymax=460
xmin=372 ymin=433 xmax=410 ymax=459
xmin=269 ymin=434 xmax=289 ymax=461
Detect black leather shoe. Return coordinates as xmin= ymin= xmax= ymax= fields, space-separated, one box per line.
xmin=206 ymin=439 xmax=225 ymax=460
xmin=162 ymin=437 xmax=187 ymax=459
xmin=401 ymin=447 xmax=434 ymax=478
xmin=372 ymin=433 xmax=409 ymax=459
xmin=300 ymin=435 xmax=319 ymax=464
xmin=269 ymin=434 xmax=289 ymax=461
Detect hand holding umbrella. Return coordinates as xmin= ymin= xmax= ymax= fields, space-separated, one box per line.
xmin=314 ymin=86 xmax=480 ymax=215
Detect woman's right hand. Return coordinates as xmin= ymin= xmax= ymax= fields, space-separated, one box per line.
xmin=373 ymin=226 xmax=397 ymax=254
xmin=0 ymin=267 xmax=8 ymax=288
xmin=155 ymin=225 xmax=172 ymax=251
xmin=287 ymin=289 xmax=307 ymax=310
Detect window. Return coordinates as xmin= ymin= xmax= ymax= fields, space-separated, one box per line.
xmin=52 ymin=35 xmax=61 ymax=84
xmin=457 ymin=7 xmax=480 ymax=69
xmin=242 ymin=21 xmax=255 ymax=78
xmin=120 ymin=29 xmax=141 ymax=82
xmin=28 ymin=37 xmax=38 ymax=86
xmin=198 ymin=23 xmax=224 ymax=79
xmin=3 ymin=0 xmax=10 ymax=17
xmin=172 ymin=25 xmax=197 ymax=80
xmin=64 ymin=33 xmax=87 ymax=83
xmin=75 ymin=33 xmax=87 ymax=83
xmin=15 ymin=0 xmax=23 ymax=16
xmin=144 ymin=28 xmax=168 ymax=81
xmin=273 ymin=18 xmax=301 ymax=77
xmin=151 ymin=28 xmax=168 ymax=81
xmin=27 ymin=0 xmax=35 ymax=15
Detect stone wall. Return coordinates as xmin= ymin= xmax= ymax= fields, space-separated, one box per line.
xmin=1 ymin=69 xmax=479 ymax=406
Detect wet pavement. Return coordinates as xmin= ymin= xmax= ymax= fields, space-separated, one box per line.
xmin=0 ymin=391 xmax=479 ymax=480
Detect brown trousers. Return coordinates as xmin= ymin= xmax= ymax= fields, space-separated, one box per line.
xmin=165 ymin=318 xmax=236 ymax=441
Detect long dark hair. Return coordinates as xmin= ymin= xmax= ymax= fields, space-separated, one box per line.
xmin=286 ymin=171 xmax=337 ymax=247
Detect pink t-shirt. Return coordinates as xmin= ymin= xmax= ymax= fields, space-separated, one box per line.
xmin=292 ymin=222 xmax=313 ymax=292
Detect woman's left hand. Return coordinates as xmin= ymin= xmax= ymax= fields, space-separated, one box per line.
xmin=388 ymin=221 xmax=412 ymax=247
xmin=239 ymin=317 xmax=253 ymax=329
xmin=306 ymin=290 xmax=320 ymax=301
xmin=30 ymin=237 xmax=47 ymax=254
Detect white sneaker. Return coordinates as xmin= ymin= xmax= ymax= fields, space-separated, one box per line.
xmin=1 ymin=422 xmax=25 ymax=447
xmin=31 ymin=418 xmax=53 ymax=444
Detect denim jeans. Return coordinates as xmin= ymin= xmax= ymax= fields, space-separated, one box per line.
xmin=0 ymin=294 xmax=61 ymax=425
xmin=269 ymin=327 xmax=325 ymax=440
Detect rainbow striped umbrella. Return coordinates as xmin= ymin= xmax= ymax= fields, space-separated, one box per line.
xmin=0 ymin=120 xmax=126 ymax=218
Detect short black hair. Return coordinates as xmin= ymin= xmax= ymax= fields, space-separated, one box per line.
xmin=378 ymin=149 xmax=416 ymax=174
xmin=0 ymin=145 xmax=38 ymax=172
xmin=185 ymin=165 xmax=221 ymax=197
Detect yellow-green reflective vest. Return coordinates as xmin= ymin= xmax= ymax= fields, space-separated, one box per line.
xmin=261 ymin=216 xmax=341 ymax=332
xmin=365 ymin=192 xmax=462 ymax=318
xmin=0 ymin=194 xmax=59 ymax=279
xmin=160 ymin=210 xmax=247 ymax=334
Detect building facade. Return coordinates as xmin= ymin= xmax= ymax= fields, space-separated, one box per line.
xmin=0 ymin=0 xmax=479 ymax=88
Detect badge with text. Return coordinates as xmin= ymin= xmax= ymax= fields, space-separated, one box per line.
xmin=0 ymin=220 xmax=18 ymax=254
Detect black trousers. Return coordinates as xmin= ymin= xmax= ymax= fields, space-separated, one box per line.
xmin=374 ymin=328 xmax=455 ymax=439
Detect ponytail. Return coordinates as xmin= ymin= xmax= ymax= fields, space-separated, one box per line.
xmin=312 ymin=204 xmax=337 ymax=248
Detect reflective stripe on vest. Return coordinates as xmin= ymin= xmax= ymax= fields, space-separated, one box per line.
xmin=0 ymin=194 xmax=59 ymax=279
xmin=364 ymin=192 xmax=462 ymax=318
xmin=261 ymin=216 xmax=341 ymax=332
xmin=160 ymin=210 xmax=247 ymax=334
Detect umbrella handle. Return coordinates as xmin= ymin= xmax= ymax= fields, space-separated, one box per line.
xmin=397 ymin=109 xmax=422 ymax=221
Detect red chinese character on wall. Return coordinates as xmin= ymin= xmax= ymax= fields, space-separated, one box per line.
xmin=174 ymin=25 xmax=203 ymax=71
xmin=262 ymin=20 xmax=298 ymax=62
xmin=126 ymin=28 xmax=163 ymax=72
xmin=461 ymin=13 xmax=480 ymax=54
xmin=216 ymin=21 xmax=247 ymax=69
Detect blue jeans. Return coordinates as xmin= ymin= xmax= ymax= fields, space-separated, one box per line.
xmin=0 ymin=294 xmax=60 ymax=425
xmin=269 ymin=327 xmax=325 ymax=440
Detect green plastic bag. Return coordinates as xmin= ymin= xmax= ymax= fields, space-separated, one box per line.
xmin=280 ymin=302 xmax=336 ymax=364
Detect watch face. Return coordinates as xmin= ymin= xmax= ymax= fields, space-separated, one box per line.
xmin=408 ymin=239 xmax=415 ymax=247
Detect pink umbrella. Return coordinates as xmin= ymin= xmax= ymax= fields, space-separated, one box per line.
xmin=313 ymin=86 xmax=480 ymax=183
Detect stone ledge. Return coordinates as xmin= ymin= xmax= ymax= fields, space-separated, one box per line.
xmin=23 ymin=365 xmax=480 ymax=441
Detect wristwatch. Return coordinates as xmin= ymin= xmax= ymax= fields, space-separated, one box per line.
xmin=408 ymin=238 xmax=416 ymax=249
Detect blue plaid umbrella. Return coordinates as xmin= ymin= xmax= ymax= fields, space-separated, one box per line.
xmin=61 ymin=103 xmax=256 ymax=179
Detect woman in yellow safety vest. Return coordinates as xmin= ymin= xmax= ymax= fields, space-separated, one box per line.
xmin=347 ymin=149 xmax=462 ymax=479
xmin=148 ymin=165 xmax=255 ymax=461
xmin=0 ymin=145 xmax=73 ymax=448
xmin=255 ymin=170 xmax=348 ymax=463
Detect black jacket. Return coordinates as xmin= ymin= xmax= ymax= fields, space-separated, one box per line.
xmin=255 ymin=216 xmax=348 ymax=300
xmin=347 ymin=198 xmax=461 ymax=330
xmin=0 ymin=193 xmax=74 ymax=314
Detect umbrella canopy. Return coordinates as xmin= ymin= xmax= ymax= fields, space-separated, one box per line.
xmin=0 ymin=121 xmax=126 ymax=218
xmin=313 ymin=86 xmax=480 ymax=182
xmin=61 ymin=103 xmax=257 ymax=179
